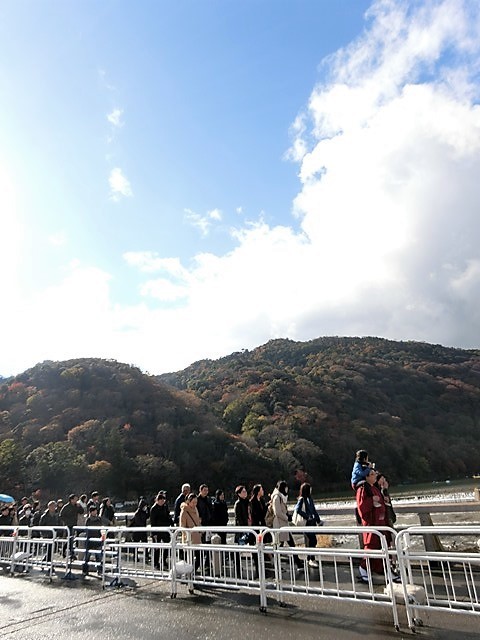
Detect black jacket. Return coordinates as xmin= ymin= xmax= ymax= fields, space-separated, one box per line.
xmin=250 ymin=497 xmax=267 ymax=526
xmin=234 ymin=497 xmax=249 ymax=527
xmin=150 ymin=503 xmax=173 ymax=527
xmin=196 ymin=495 xmax=213 ymax=526
xmin=211 ymin=499 xmax=229 ymax=526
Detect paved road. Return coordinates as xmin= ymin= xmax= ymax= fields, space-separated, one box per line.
xmin=2 ymin=572 xmax=479 ymax=639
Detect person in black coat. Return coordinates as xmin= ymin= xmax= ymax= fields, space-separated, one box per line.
xmin=196 ymin=484 xmax=213 ymax=544
xmin=211 ymin=490 xmax=229 ymax=544
xmin=82 ymin=505 xmax=103 ymax=575
xmin=234 ymin=485 xmax=249 ymax=543
xmin=249 ymin=484 xmax=267 ymax=527
xmin=131 ymin=498 xmax=149 ymax=543
xmin=150 ymin=491 xmax=172 ymax=569
xmin=99 ymin=497 xmax=115 ymax=525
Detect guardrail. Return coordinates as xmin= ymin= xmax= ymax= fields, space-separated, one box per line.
xmin=3 ymin=523 xmax=480 ymax=632
xmin=0 ymin=525 xmax=69 ymax=578
xmin=395 ymin=525 xmax=480 ymax=630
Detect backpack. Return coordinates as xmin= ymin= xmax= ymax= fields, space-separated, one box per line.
xmin=265 ymin=501 xmax=274 ymax=528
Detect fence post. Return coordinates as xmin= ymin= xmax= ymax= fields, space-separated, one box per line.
xmin=418 ymin=513 xmax=444 ymax=552
xmin=256 ymin=531 xmax=267 ymax=613
xmin=9 ymin=526 xmax=19 ymax=575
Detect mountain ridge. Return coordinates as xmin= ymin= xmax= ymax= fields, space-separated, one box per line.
xmin=1 ymin=337 xmax=479 ymax=498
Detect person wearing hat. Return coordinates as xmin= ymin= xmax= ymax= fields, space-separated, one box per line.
xmin=82 ymin=504 xmax=103 ymax=575
xmin=150 ymin=492 xmax=172 ymax=569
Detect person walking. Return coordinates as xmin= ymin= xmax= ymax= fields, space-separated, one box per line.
xmin=294 ymin=482 xmax=322 ymax=567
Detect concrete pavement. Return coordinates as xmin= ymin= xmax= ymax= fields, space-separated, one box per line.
xmin=2 ymin=571 xmax=479 ymax=639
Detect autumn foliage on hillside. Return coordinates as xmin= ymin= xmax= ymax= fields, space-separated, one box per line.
xmin=161 ymin=337 xmax=480 ymax=487
xmin=1 ymin=337 xmax=479 ymax=498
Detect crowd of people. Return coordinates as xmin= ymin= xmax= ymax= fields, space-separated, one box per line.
xmin=0 ymin=449 xmax=398 ymax=582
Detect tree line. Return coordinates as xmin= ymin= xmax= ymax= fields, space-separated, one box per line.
xmin=1 ymin=337 xmax=479 ymax=499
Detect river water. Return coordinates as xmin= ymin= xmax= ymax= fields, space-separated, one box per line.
xmin=315 ymin=479 xmax=480 ymax=544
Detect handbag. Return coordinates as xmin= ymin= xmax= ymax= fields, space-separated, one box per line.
xmin=292 ymin=506 xmax=306 ymax=527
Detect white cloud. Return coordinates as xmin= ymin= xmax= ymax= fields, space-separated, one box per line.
xmin=140 ymin=279 xmax=189 ymax=302
xmin=184 ymin=207 xmax=222 ymax=236
xmin=123 ymin=252 xmax=188 ymax=278
xmin=107 ymin=108 xmax=124 ymax=128
xmin=109 ymin=167 xmax=133 ymax=200
xmin=3 ymin=0 xmax=480 ymax=379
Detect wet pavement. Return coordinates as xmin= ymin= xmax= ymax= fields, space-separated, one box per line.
xmin=2 ymin=571 xmax=480 ymax=639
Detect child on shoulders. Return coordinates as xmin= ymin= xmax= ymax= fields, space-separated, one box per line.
xmin=351 ymin=449 xmax=373 ymax=490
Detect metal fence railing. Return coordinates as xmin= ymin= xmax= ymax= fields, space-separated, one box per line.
xmin=395 ymin=526 xmax=480 ymax=630
xmin=3 ymin=523 xmax=480 ymax=632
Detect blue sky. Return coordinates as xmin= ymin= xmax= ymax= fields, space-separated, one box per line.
xmin=1 ymin=0 xmax=480 ymax=376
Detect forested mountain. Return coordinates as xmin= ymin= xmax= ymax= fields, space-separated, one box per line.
xmin=0 ymin=359 xmax=268 ymax=499
xmin=160 ymin=337 xmax=480 ymax=487
xmin=1 ymin=337 xmax=480 ymax=499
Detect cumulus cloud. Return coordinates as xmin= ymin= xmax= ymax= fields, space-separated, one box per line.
xmin=184 ymin=207 xmax=223 ymax=236
xmin=109 ymin=167 xmax=133 ymax=200
xmin=3 ymin=0 xmax=480 ymax=378
xmin=285 ymin=0 xmax=480 ymax=348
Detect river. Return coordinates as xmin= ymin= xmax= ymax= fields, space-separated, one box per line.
xmin=315 ymin=478 xmax=480 ymax=530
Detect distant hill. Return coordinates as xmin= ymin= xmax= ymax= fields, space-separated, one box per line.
xmin=0 ymin=358 xmax=272 ymax=499
xmin=1 ymin=337 xmax=479 ymax=499
xmin=160 ymin=337 xmax=480 ymax=486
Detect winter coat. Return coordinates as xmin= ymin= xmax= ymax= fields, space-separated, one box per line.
xmin=150 ymin=503 xmax=173 ymax=528
xmin=39 ymin=509 xmax=60 ymax=538
xmin=131 ymin=504 xmax=149 ymax=542
xmin=356 ymin=482 xmax=387 ymax=548
xmin=351 ymin=461 xmax=371 ymax=489
xmin=99 ymin=503 xmax=115 ymax=525
xmin=60 ymin=502 xmax=84 ymax=528
xmin=250 ymin=497 xmax=267 ymax=527
xmin=271 ymin=488 xmax=289 ymax=542
xmin=196 ymin=495 xmax=213 ymax=527
xmin=173 ymin=493 xmax=186 ymax=525
xmin=294 ymin=496 xmax=321 ymax=525
xmin=211 ymin=499 xmax=229 ymax=527
xmin=77 ymin=501 xmax=88 ymax=525
xmin=234 ymin=497 xmax=249 ymax=527
xmin=39 ymin=509 xmax=60 ymax=528
xmin=179 ymin=502 xmax=201 ymax=544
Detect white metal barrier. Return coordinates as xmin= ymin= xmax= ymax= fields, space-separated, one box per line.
xmin=262 ymin=525 xmax=400 ymax=629
xmin=1 ymin=524 xmax=399 ymax=625
xmin=395 ymin=526 xmax=480 ymax=630
xmin=7 ymin=523 xmax=480 ymax=632
xmin=101 ymin=526 xmax=267 ymax=606
xmin=0 ymin=526 xmax=70 ymax=578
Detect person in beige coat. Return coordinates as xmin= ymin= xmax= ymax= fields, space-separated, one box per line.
xmin=271 ymin=480 xmax=302 ymax=569
xmin=179 ymin=493 xmax=202 ymax=570
xmin=271 ymin=483 xmax=289 ymax=542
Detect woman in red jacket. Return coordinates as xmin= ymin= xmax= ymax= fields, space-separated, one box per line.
xmin=356 ymin=468 xmax=387 ymax=581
